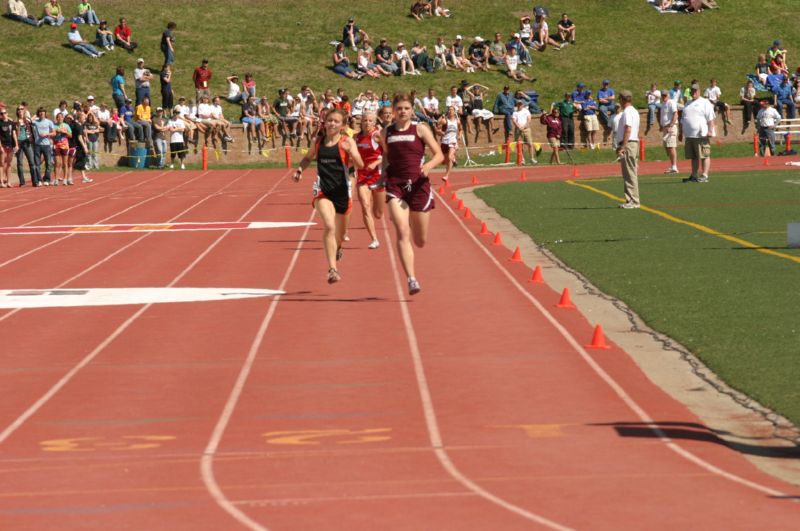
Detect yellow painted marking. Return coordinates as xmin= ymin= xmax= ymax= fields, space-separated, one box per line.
xmin=71 ymin=226 xmax=112 ymax=232
xmin=130 ymin=224 xmax=173 ymax=231
xmin=39 ymin=435 xmax=176 ymax=452
xmin=263 ymin=428 xmax=392 ymax=446
xmin=490 ymin=424 xmax=567 ymax=438
xmin=565 ymin=180 xmax=800 ymax=265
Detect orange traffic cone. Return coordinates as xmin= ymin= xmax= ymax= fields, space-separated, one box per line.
xmin=437 ymin=185 xmax=445 ymax=195
xmin=572 ymin=166 xmax=580 ymax=178
xmin=557 ymin=288 xmax=576 ymax=309
xmin=529 ymin=265 xmax=544 ymax=283
xmin=519 ymin=171 xmax=526 ymax=181
xmin=479 ymin=222 xmax=490 ymax=235
xmin=443 ymin=178 xmax=451 ymax=188
xmin=763 ymin=154 xmax=770 ymax=166
xmin=456 ymin=199 xmax=465 ymax=210
xmin=451 ymin=192 xmax=458 ymax=201
xmin=464 ymin=207 xmax=472 ymax=219
xmin=492 ymin=232 xmax=503 ymax=246
xmin=471 ymin=175 xmax=479 ymax=185
xmin=586 ymin=325 xmax=611 ymax=350
xmin=510 ymin=246 xmax=522 ymax=262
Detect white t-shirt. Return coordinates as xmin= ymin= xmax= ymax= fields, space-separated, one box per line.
xmin=227 ymin=81 xmax=241 ymax=99
xmin=364 ymin=99 xmax=379 ymax=114
xmin=681 ymin=97 xmax=716 ymax=138
xmin=134 ymin=67 xmax=150 ymax=89
xmin=67 ymin=29 xmax=83 ymax=45
xmin=434 ymin=43 xmax=447 ymax=56
xmin=757 ymin=106 xmax=781 ymax=128
xmin=174 ymin=104 xmax=190 ymax=118
xmin=659 ymin=99 xmax=677 ymax=128
xmin=506 ymin=54 xmax=520 ymax=72
xmin=703 ymin=86 xmax=722 ymax=104
xmin=53 ymin=107 xmax=68 ymax=120
xmin=395 ymin=48 xmax=410 ymax=61
xmin=168 ymin=118 xmax=185 ymax=143
xmin=96 ymin=108 xmax=110 ymax=123
xmin=352 ymin=99 xmax=366 ymax=116
xmin=445 ymin=95 xmax=463 ymax=113
xmin=211 ymin=104 xmax=224 ymax=120
xmin=197 ymin=103 xmax=214 ymax=119
xmin=615 ymin=105 xmax=640 ymax=145
xmin=611 ymin=113 xmax=623 ymax=148
xmin=423 ymin=96 xmax=439 ymax=113
xmin=512 ymin=108 xmax=531 ymax=129
xmin=646 ymin=90 xmax=662 ymax=105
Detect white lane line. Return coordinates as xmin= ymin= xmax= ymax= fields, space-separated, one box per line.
xmin=0 ymin=171 xmax=133 ymax=215
xmin=0 ymin=171 xmax=245 ymax=324
xmin=380 ymin=220 xmax=575 ymax=531
xmin=200 ymin=210 xmax=315 ymax=531
xmin=0 ymin=171 xmax=290 ymax=446
xmin=0 ymin=170 xmax=202 ymax=271
xmin=438 ymin=192 xmax=789 ymax=498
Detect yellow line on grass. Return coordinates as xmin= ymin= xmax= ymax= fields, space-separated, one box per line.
xmin=565 ymin=180 xmax=800 ymax=265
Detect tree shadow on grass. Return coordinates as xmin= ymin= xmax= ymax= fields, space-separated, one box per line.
xmin=589 ymin=421 xmax=800 ymax=459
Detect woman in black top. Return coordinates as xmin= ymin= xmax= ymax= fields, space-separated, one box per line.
xmin=290 ymin=109 xmax=363 ymax=283
xmin=15 ymin=106 xmax=38 ymax=186
xmin=160 ymin=64 xmax=173 ymax=111
xmin=0 ymin=108 xmax=18 ymax=188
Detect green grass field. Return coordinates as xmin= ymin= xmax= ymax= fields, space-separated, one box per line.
xmin=1 ymin=0 xmax=798 ymax=115
xmin=475 ymin=169 xmax=800 ymax=425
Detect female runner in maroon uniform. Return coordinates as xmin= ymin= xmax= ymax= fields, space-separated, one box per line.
xmin=290 ymin=109 xmax=363 ymax=283
xmin=381 ymin=93 xmax=444 ymax=295
xmin=355 ymin=111 xmax=385 ymax=249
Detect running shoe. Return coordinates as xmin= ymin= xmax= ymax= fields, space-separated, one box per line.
xmin=619 ymin=202 xmax=640 ymax=209
xmin=408 ymin=278 xmax=421 ymax=295
xmin=664 ymin=167 xmax=679 ymax=174
xmin=82 ymin=176 xmax=93 ymax=183
xmin=336 ymin=247 xmax=343 ymax=261
xmin=66 ymin=178 xmax=74 ymax=185
xmin=682 ymin=176 xmax=699 ymax=183
xmin=327 ymin=268 xmax=341 ymax=284
xmin=368 ymin=240 xmax=380 ymax=249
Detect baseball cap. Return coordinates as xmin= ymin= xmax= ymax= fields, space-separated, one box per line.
xmin=513 ymin=33 xmax=520 ymax=38
xmin=585 ymin=89 xmax=593 ymax=94
xmin=602 ymin=79 xmax=610 ymax=84
xmin=456 ymin=34 xmax=463 ymax=40
xmin=87 ymin=95 xmax=95 ymax=100
xmin=773 ymin=39 xmax=781 ymax=46
xmin=619 ymin=89 xmax=632 ymax=99
xmin=70 ymin=22 xmax=77 ymax=29
xmin=137 ymin=57 xmax=144 ymax=63
xmin=674 ymin=79 xmax=682 ymax=85
xmin=348 ymin=17 xmax=354 ymax=22
xmin=398 ymin=42 xmax=404 ymax=47
xmin=577 ymin=82 xmax=585 ymax=88
xmin=474 ymin=36 xmax=483 ymax=42
xmin=156 ymin=107 xmax=163 ymax=111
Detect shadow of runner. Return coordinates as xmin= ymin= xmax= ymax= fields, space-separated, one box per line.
xmin=589 ymin=421 xmax=800 ymax=459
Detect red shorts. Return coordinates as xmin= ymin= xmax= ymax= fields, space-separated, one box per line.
xmin=356 ymin=167 xmax=384 ymax=189
xmin=385 ymin=176 xmax=435 ymax=212
xmin=54 ymin=146 xmax=70 ymax=157
xmin=0 ymin=145 xmax=13 ymax=157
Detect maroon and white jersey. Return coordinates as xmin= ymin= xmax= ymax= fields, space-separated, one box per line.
xmin=385 ymin=122 xmax=425 ymax=183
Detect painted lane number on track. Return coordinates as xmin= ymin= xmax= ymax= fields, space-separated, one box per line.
xmin=40 ymin=435 xmax=176 ymax=452
xmin=263 ymin=428 xmax=392 ymax=446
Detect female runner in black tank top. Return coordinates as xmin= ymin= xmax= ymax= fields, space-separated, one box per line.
xmin=290 ymin=109 xmax=363 ymax=283
xmin=379 ymin=93 xmax=443 ymax=295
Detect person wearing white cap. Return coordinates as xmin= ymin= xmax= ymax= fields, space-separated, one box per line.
xmin=86 ymin=95 xmax=99 ymax=116
xmin=133 ymin=57 xmax=152 ymax=106
xmin=468 ymin=36 xmax=489 ymax=71
xmin=449 ymin=35 xmax=470 ymax=71
xmin=394 ymin=42 xmax=419 ymax=75
xmin=507 ymin=32 xmax=531 ymax=65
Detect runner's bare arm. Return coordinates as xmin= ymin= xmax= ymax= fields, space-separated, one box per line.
xmin=290 ymin=142 xmax=317 ymax=182
xmin=344 ymin=137 xmax=364 ymax=170
xmin=417 ymin=123 xmax=444 ymax=175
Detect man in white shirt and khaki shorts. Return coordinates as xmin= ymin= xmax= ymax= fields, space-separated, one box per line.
xmin=680 ymin=85 xmax=716 ymax=183
xmin=615 ymin=90 xmax=641 ymax=209
xmin=659 ymin=90 xmax=679 ymax=174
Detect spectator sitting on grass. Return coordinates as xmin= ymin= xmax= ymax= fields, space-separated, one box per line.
xmin=96 ymin=20 xmax=113 ymax=50
xmin=332 ymin=43 xmax=363 ymax=80
xmin=76 ymin=1 xmax=99 ymax=25
xmin=410 ymin=1 xmax=432 ymax=20
xmin=374 ymin=38 xmax=399 ymax=75
xmin=531 ymin=13 xmax=564 ymax=52
xmin=507 ymin=33 xmax=531 ymax=66
xmin=431 ymin=0 xmax=451 ymax=17
xmin=226 ymin=74 xmax=245 ymax=104
xmin=488 ymin=32 xmax=506 ymax=66
xmin=67 ymin=22 xmax=104 ymax=58
xmin=767 ymin=39 xmax=787 ymax=63
xmin=411 ymin=41 xmax=432 ymax=73
xmin=557 ymin=13 xmax=576 ymax=45
xmin=42 ymin=0 xmax=63 ymax=26
xmin=357 ymin=41 xmax=389 ymax=78
xmin=468 ymin=36 xmax=489 ymax=72
xmin=505 ymin=47 xmax=533 ymax=83
xmin=433 ymin=36 xmax=448 ymax=71
xmin=519 ymin=15 xmax=533 ymax=47
xmin=394 ymin=42 xmax=420 ymax=76
xmin=114 ymin=17 xmax=137 ymax=51
xmin=770 ymin=53 xmax=790 ymax=77
xmin=755 ymin=53 xmax=770 ymax=84
xmin=342 ymin=17 xmax=368 ymax=51
xmin=7 ymin=0 xmax=43 ymax=27
xmin=449 ymin=35 xmax=471 ymax=72
xmin=243 ymin=73 xmax=256 ymax=99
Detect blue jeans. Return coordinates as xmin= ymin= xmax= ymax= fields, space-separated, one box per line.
xmin=16 ymin=140 xmax=39 ymax=185
xmin=135 ymin=87 xmax=150 ymax=107
xmin=81 ymin=10 xmax=100 ymax=24
xmin=758 ymin=127 xmax=776 ymax=156
xmin=154 ymin=138 xmax=167 ymax=168
xmin=34 ymin=144 xmax=53 ymax=183
xmin=415 ymin=111 xmax=435 ymax=127
xmin=777 ymin=99 xmax=797 ymax=119
xmin=97 ymin=33 xmax=114 ymax=47
xmin=73 ymin=43 xmax=99 ymax=57
xmin=42 ymin=15 xmax=64 ymax=26
xmin=9 ymin=13 xmax=40 ymax=26
xmin=126 ymin=121 xmax=144 ymax=142
xmin=162 ymin=47 xmax=174 ymax=65
xmin=647 ymin=103 xmax=660 ymax=126
xmin=113 ymin=93 xmax=125 ymax=111
xmin=598 ymin=104 xmax=614 ymax=127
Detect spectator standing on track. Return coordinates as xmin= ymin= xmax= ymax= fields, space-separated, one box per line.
xmin=167 ymin=108 xmax=186 ymax=169
xmin=152 ymin=106 xmax=168 ymax=168
xmin=581 ymin=90 xmax=599 ymax=149
xmin=680 ymin=85 xmax=716 ymax=183
xmin=32 ymin=107 xmax=54 ymax=185
xmin=756 ymin=99 xmax=781 ymax=156
xmin=114 ymin=17 xmax=138 ymax=51
xmin=0 ymin=107 xmax=18 ymax=188
xmin=84 ymin=111 xmax=100 ymax=170
xmin=659 ymin=90 xmax=679 ymax=174
xmin=193 ymin=58 xmax=212 ymax=104
xmin=7 ymin=0 xmax=43 ymax=27
xmin=290 ymin=108 xmax=364 ymax=284
xmin=161 ymin=22 xmax=176 ymax=66
xmin=553 ymin=92 xmax=575 ymax=149
xmin=134 ymin=58 xmax=152 ymax=106
xmin=512 ymin=99 xmax=536 ymax=164
xmin=645 ymin=83 xmax=661 ymax=133
xmin=15 ymin=105 xmax=38 ymax=186
xmin=616 ymin=90 xmax=640 ymax=209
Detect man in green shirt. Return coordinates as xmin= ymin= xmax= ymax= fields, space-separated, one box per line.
xmin=553 ymin=93 xmax=575 ymax=149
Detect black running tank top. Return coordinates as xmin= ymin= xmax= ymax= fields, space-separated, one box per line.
xmin=316 ymin=140 xmax=348 ymax=193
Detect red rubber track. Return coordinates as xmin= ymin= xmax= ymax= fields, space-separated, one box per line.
xmin=0 ymin=162 xmax=797 ymax=530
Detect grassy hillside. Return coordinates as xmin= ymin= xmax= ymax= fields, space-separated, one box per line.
xmin=1 ymin=0 xmax=798 ymax=116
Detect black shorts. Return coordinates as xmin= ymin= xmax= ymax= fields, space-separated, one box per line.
xmin=313 ymin=183 xmax=352 ymax=215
